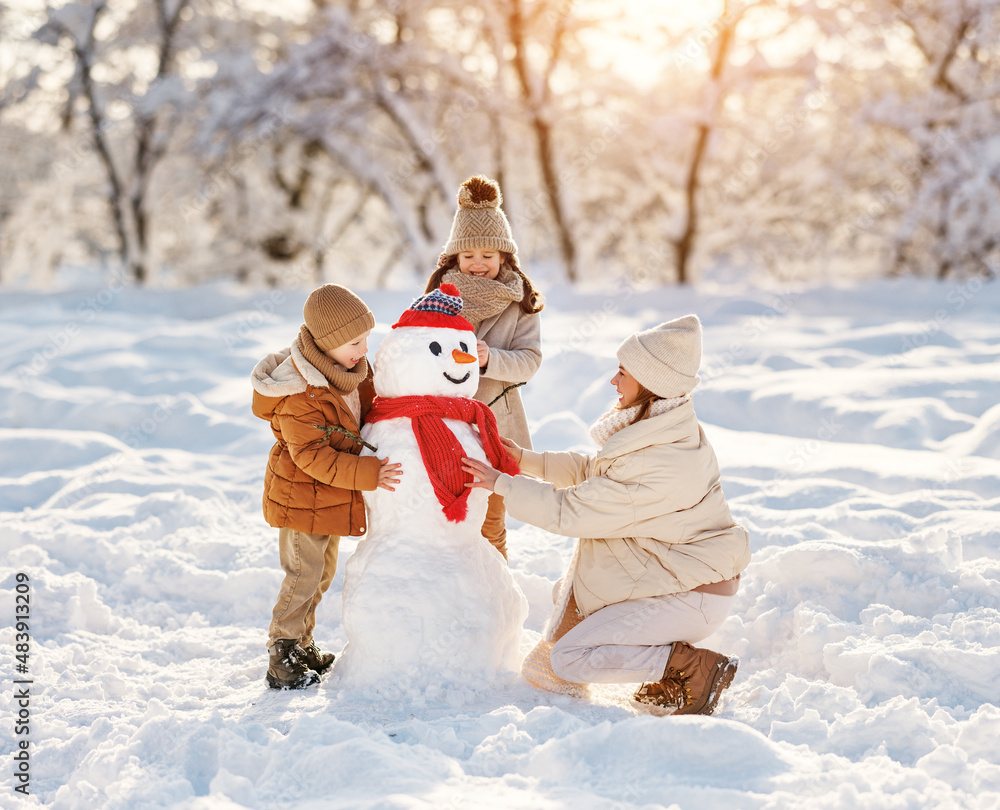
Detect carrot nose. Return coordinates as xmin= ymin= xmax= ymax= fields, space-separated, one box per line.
xmin=452 ymin=349 xmax=477 ymax=364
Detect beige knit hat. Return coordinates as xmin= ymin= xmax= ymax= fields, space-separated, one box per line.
xmin=442 ymin=175 xmax=518 ymax=256
xmin=616 ymin=314 xmax=703 ymax=398
xmin=302 ymin=284 xmax=375 ymax=352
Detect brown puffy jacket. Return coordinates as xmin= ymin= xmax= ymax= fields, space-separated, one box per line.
xmin=251 ymin=343 xmax=381 ymax=536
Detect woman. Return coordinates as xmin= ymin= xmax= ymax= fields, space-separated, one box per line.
xmin=462 ymin=314 xmax=750 ymax=715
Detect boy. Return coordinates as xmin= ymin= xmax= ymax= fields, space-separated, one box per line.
xmin=251 ymin=284 xmax=401 ymax=688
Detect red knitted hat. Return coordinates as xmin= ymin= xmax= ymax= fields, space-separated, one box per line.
xmin=392 ymin=283 xmax=474 ymax=332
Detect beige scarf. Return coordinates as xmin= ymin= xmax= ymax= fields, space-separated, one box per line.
xmin=442 ymin=264 xmax=524 ymax=327
xmin=297 ymin=325 xmax=368 ymax=395
xmin=588 ymin=395 xmax=690 ymax=448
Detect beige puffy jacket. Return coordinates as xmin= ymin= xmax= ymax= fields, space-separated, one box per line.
xmin=495 ymin=399 xmax=750 ymax=620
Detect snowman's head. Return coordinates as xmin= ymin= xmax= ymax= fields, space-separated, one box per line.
xmin=375 ymin=326 xmax=480 ymax=398
xmin=373 ymin=284 xmax=480 ymax=399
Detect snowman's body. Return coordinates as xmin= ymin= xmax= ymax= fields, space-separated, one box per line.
xmin=338 ymin=311 xmax=528 ymax=688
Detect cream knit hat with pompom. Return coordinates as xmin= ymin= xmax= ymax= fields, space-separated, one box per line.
xmin=442 ymin=175 xmax=518 ymax=256
xmin=616 ymin=314 xmax=703 ymax=398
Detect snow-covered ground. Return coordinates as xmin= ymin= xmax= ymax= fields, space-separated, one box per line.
xmin=2 ymin=273 xmax=999 ymax=809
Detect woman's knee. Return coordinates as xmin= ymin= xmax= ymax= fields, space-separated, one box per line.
xmin=549 ymin=638 xmax=585 ymax=680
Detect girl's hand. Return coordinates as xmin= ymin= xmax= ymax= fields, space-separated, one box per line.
xmin=476 ymin=339 xmax=490 ymax=368
xmin=461 ymin=457 xmax=501 ymax=492
xmin=377 ymin=458 xmax=403 ymax=491
xmin=500 ymin=436 xmax=523 ymax=463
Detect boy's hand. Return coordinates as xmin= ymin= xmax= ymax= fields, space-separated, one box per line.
xmin=476 ymin=339 xmax=490 ymax=368
xmin=500 ymin=436 xmax=523 ymax=463
xmin=461 ymin=457 xmax=501 ymax=492
xmin=377 ymin=458 xmax=403 ymax=491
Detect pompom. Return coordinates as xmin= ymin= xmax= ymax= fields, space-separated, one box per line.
xmin=457 ymin=175 xmax=502 ymax=209
xmin=443 ymin=494 xmax=469 ymax=523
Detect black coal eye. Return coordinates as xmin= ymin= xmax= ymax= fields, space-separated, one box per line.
xmin=429 ymin=342 xmax=442 ymax=356
xmin=460 ymin=342 xmax=468 ymax=353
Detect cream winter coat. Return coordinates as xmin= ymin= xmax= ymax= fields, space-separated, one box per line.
xmin=495 ymin=399 xmax=750 ymax=626
xmin=475 ymin=305 xmax=541 ymax=449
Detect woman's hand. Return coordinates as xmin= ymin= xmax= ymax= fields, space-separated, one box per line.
xmin=377 ymin=458 xmax=403 ymax=491
xmin=462 ymin=457 xmax=501 ymax=491
xmin=476 ymin=339 xmax=490 ymax=368
xmin=500 ymin=436 xmax=523 ymax=463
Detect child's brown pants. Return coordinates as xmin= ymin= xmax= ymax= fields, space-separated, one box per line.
xmin=267 ymin=528 xmax=340 ymax=648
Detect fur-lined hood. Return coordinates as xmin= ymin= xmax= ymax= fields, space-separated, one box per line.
xmin=251 ymin=342 xmax=330 ymax=399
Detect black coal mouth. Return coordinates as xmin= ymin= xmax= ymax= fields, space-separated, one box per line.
xmin=443 ymin=371 xmax=471 ymax=384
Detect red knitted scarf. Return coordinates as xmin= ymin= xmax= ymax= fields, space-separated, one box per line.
xmin=365 ymin=395 xmax=520 ymax=523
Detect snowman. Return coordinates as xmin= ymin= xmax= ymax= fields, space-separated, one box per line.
xmin=338 ymin=284 xmax=528 ymax=691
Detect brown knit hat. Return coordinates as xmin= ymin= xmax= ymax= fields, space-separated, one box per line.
xmin=442 ymin=175 xmax=518 ymax=256
xmin=302 ymin=284 xmax=375 ymax=352
xmin=616 ymin=314 xmax=703 ymax=398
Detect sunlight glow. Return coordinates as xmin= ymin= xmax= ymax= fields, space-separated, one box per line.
xmin=576 ymin=0 xmax=725 ymax=89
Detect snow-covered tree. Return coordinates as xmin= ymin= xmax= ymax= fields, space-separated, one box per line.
xmin=23 ymin=0 xmax=202 ymax=283
xmin=856 ymin=0 xmax=1000 ymax=279
xmin=4 ymin=0 xmax=999 ymax=288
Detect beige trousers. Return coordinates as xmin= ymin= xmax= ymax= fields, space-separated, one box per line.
xmin=549 ymin=590 xmax=735 ymax=684
xmin=481 ymin=492 xmax=508 ymax=561
xmin=267 ymin=528 xmax=340 ymax=648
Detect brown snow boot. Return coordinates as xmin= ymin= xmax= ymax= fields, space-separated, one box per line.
xmin=632 ymin=677 xmax=686 ymax=713
xmin=266 ymin=639 xmax=320 ymax=689
xmin=634 ymin=642 xmax=738 ymax=716
xmin=300 ymin=639 xmax=335 ymax=674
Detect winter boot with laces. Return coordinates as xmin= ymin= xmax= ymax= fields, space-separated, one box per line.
xmin=633 ymin=641 xmax=738 ymax=716
xmin=631 ymin=676 xmax=686 ymax=714
xmin=266 ymin=639 xmax=320 ymax=689
xmin=299 ymin=639 xmax=335 ymax=674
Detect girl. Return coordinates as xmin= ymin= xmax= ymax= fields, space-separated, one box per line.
xmin=425 ymin=175 xmax=544 ymax=562
xmin=462 ymin=315 xmax=750 ymax=715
